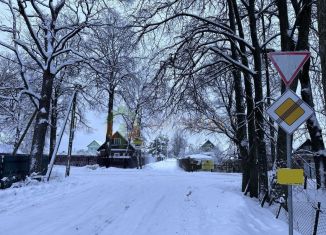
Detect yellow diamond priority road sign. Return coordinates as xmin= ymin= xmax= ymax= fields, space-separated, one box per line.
xmin=266 ymin=90 xmax=314 ymax=134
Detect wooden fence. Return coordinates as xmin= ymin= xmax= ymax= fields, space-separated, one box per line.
xmin=55 ymin=155 xmax=97 ymax=166
xmin=0 ymin=153 xmax=48 ymax=189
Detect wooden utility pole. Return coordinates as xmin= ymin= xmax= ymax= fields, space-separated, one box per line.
xmin=65 ymin=91 xmax=78 ymax=177
xmin=46 ymin=90 xmax=77 ymax=181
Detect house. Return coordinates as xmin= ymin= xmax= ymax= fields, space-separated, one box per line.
xmin=97 ymin=131 xmax=137 ymax=168
xmin=293 ymin=139 xmax=315 ymax=179
xmin=200 ymin=140 xmax=215 ymax=152
xmin=87 ymin=140 xmax=101 ymax=153
xmin=97 ymin=132 xmax=136 ymax=157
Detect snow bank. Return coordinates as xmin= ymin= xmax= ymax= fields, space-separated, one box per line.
xmin=144 ymin=158 xmax=182 ymax=172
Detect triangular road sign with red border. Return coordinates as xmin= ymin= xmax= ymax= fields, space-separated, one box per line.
xmin=268 ymin=51 xmax=310 ymax=86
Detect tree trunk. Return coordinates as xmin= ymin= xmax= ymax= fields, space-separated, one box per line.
xmin=49 ymin=87 xmax=59 ymax=158
xmin=232 ymin=0 xmax=258 ymax=197
xmin=275 ymin=0 xmax=296 ymax=170
xmin=273 ymin=0 xmax=299 ymax=202
xmin=105 ymin=89 xmax=115 ymax=162
xmin=262 ymin=14 xmax=275 ymax=164
xmin=296 ymin=0 xmax=326 ymax=188
xmin=30 ymin=70 xmax=55 ymax=174
xmin=228 ymin=0 xmax=249 ymax=192
xmin=248 ymin=0 xmax=268 ymax=197
xmin=318 ymin=0 xmax=326 ymax=110
xmin=137 ymin=111 xmax=142 ymax=169
xmin=299 ymin=59 xmax=325 ymax=188
xmin=14 ymin=105 xmax=21 ymax=148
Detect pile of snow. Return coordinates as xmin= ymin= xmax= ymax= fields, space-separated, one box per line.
xmin=0 ymin=160 xmax=299 ymax=235
xmin=144 ymin=158 xmax=182 ymax=172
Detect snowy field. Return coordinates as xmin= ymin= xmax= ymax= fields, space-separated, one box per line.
xmin=0 ymin=159 xmax=299 ymax=235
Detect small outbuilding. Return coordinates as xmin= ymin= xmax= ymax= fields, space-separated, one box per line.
xmin=178 ymin=153 xmax=215 ymax=172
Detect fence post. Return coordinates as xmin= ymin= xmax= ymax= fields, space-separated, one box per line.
xmin=261 ymin=191 xmax=269 ymax=207
xmin=313 ymin=202 xmax=321 ymax=235
xmin=0 ymin=155 xmax=3 ymax=176
xmin=276 ymin=203 xmax=283 ymax=219
xmin=304 ymin=175 xmax=307 ymax=189
xmin=0 ymin=155 xmax=3 ymax=188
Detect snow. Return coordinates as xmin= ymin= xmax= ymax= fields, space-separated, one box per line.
xmin=0 ymin=143 xmax=23 ymax=153
xmin=318 ymin=149 xmax=326 ymax=157
xmin=241 ymin=139 xmax=249 ymax=147
xmin=0 ymin=143 xmax=13 ymax=153
xmin=40 ymin=108 xmax=47 ymax=114
xmin=185 ymin=153 xmax=213 ymax=160
xmin=38 ymin=118 xmax=48 ymax=124
xmin=145 ymin=158 xmax=183 ymax=171
xmin=0 ymin=159 xmax=299 ymax=235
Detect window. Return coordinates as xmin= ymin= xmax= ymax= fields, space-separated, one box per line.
xmin=113 ymin=138 xmax=121 ymax=145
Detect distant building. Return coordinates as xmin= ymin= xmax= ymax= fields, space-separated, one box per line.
xmin=97 ymin=131 xmax=135 ymax=158
xmin=87 ymin=140 xmax=101 ymax=153
xmin=293 ymin=139 xmax=315 ymax=179
xmin=97 ymin=131 xmax=137 ymax=168
xmin=200 ymin=140 xmax=215 ymax=152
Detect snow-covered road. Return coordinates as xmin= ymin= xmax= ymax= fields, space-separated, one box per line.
xmin=0 ymin=159 xmax=298 ymax=235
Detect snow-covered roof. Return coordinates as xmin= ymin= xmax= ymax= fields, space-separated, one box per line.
xmin=201 ymin=140 xmax=215 ymax=147
xmin=0 ymin=143 xmax=13 ymax=153
xmin=87 ymin=140 xmax=101 ymax=147
xmin=186 ymin=154 xmax=213 ymax=160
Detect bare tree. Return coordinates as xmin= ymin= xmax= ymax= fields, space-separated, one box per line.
xmin=171 ymin=129 xmax=187 ymax=158
xmin=0 ymin=53 xmax=27 ymax=147
xmin=83 ymin=7 xmax=136 ymax=159
xmin=133 ymin=0 xmax=278 ymax=197
xmin=275 ymin=0 xmax=326 ymax=189
xmin=0 ymin=0 xmax=100 ymax=173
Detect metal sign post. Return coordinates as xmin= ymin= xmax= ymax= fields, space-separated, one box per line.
xmin=287 ymin=125 xmax=293 ymax=235
xmin=267 ymin=51 xmax=313 ymax=235
xmin=267 ymin=88 xmax=313 ymax=235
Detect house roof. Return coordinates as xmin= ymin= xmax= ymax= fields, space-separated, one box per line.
xmin=97 ymin=131 xmax=135 ymax=152
xmin=294 ymin=139 xmax=312 ymax=153
xmin=112 ymin=131 xmax=125 ymax=140
xmin=186 ymin=154 xmax=213 ymax=160
xmin=87 ymin=140 xmax=101 ymax=148
xmin=201 ymin=140 xmax=215 ymax=148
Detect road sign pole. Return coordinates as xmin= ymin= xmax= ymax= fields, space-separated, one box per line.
xmin=267 ymin=51 xmax=312 ymax=235
xmin=287 ymin=132 xmax=293 ymax=235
